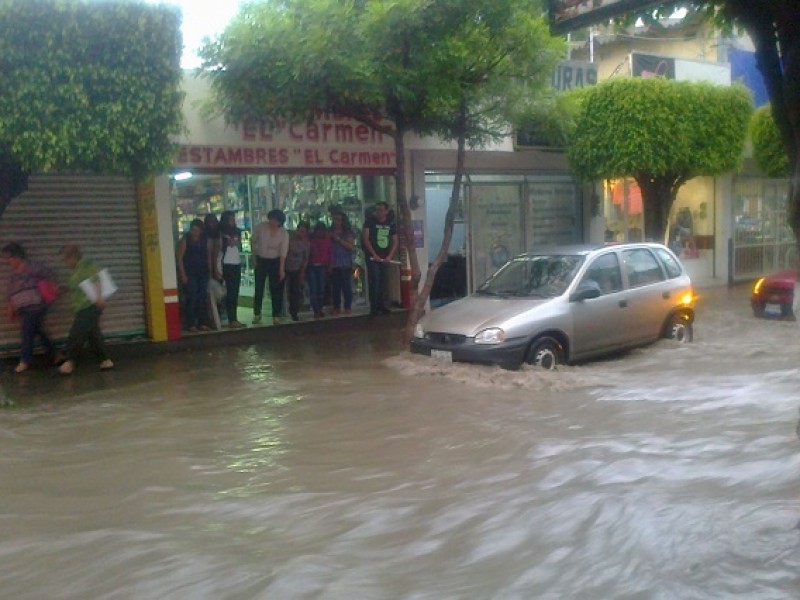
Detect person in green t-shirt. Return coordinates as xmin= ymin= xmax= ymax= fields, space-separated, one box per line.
xmin=58 ymin=244 xmax=114 ymax=375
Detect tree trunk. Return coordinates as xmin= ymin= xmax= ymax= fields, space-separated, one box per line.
xmin=729 ymin=1 xmax=800 ymax=268
xmin=0 ymin=160 xmax=28 ymax=218
xmin=635 ymin=175 xmax=678 ymax=242
xmin=390 ymin=123 xmax=423 ymax=344
xmin=412 ymin=113 xmax=468 ymax=327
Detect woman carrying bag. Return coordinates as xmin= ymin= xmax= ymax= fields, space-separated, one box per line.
xmin=1 ymin=242 xmax=59 ymax=373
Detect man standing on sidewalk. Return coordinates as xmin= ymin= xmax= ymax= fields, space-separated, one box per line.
xmin=58 ymin=244 xmax=114 ymax=375
xmin=362 ymin=202 xmax=398 ymax=316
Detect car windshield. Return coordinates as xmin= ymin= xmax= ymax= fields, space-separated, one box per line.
xmin=476 ymin=254 xmax=585 ymax=298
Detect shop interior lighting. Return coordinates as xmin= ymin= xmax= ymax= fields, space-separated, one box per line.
xmin=173 ymin=171 xmax=193 ymax=181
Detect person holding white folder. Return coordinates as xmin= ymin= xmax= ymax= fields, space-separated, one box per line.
xmin=58 ymin=244 xmax=114 ymax=375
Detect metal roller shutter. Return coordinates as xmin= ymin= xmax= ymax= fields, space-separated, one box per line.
xmin=0 ymin=174 xmax=146 ymax=353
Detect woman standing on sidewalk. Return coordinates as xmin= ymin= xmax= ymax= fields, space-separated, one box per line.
xmin=285 ymin=221 xmax=310 ymax=321
xmin=1 ymin=242 xmax=58 ymax=373
xmin=177 ymin=219 xmax=211 ymax=332
xmin=219 ymin=210 xmax=246 ymax=328
xmin=329 ymin=212 xmax=356 ymax=315
xmin=308 ymin=222 xmax=333 ymax=319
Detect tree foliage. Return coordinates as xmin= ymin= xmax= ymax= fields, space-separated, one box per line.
xmin=201 ymin=0 xmax=564 ymax=338
xmin=750 ymin=104 xmax=790 ymax=179
xmin=0 ymin=0 xmax=184 ymax=211
xmin=613 ymin=0 xmax=800 ymax=249
xmin=568 ymin=77 xmax=752 ymax=239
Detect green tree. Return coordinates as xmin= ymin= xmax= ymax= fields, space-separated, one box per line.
xmin=609 ymin=1 xmax=800 ymax=250
xmin=0 ymin=0 xmax=184 ymax=215
xmin=567 ymin=77 xmax=752 ymax=240
xmin=750 ymin=104 xmax=790 ymax=179
xmin=200 ymin=0 xmax=563 ymax=338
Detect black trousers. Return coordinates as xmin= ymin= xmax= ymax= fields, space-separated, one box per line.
xmin=253 ymin=257 xmax=285 ymax=317
xmin=65 ymin=305 xmax=109 ymax=363
xmin=222 ymin=264 xmax=242 ymax=322
xmin=286 ymin=269 xmax=304 ymax=319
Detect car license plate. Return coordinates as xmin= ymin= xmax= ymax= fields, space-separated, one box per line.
xmin=764 ymin=302 xmax=782 ymax=316
xmin=431 ymin=349 xmax=452 ymax=363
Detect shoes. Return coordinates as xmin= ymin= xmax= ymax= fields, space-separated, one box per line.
xmin=58 ymin=360 xmax=75 ymax=375
xmin=273 ymin=317 xmax=281 ymax=326
xmin=314 ymin=312 xmax=324 ymax=319
xmin=252 ymin=315 xmax=262 ymax=324
xmin=199 ymin=325 xmax=211 ymax=332
xmin=99 ymin=359 xmax=114 ymax=371
xmin=344 ymin=308 xmax=352 ymax=315
xmin=290 ymin=314 xmax=299 ymax=322
xmin=331 ymin=308 xmax=340 ymax=316
xmin=229 ymin=321 xmax=246 ymax=329
xmin=14 ymin=362 xmax=28 ymax=373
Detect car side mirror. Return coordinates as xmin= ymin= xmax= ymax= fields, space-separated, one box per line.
xmin=570 ymin=279 xmax=602 ymax=302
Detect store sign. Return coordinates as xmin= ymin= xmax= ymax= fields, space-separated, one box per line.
xmin=632 ymin=53 xmax=676 ymax=79
xmin=631 ymin=52 xmax=731 ymax=84
xmin=176 ymin=113 xmax=397 ymax=172
xmin=549 ymin=0 xmax=661 ymax=33
xmin=552 ymin=60 xmax=598 ymax=92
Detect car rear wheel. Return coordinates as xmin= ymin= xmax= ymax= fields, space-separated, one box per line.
xmin=665 ymin=313 xmax=693 ymax=343
xmin=525 ymin=336 xmax=565 ymax=370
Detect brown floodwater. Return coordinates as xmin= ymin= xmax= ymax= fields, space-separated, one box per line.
xmin=1 ymin=284 xmax=798 ymax=599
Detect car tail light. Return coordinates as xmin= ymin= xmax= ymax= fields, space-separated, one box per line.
xmin=753 ymin=277 xmax=764 ymax=295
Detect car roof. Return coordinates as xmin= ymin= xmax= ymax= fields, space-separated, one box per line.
xmin=515 ymin=242 xmax=670 ymax=258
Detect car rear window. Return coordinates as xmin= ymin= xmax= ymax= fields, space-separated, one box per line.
xmin=622 ymin=248 xmax=665 ymax=288
xmin=580 ymin=253 xmax=622 ymax=295
xmin=654 ymin=247 xmax=683 ymax=279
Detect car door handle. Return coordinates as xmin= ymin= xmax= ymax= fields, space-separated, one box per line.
xmin=662 ymin=291 xmax=671 ymax=299
xmin=618 ymin=299 xmax=628 ymax=308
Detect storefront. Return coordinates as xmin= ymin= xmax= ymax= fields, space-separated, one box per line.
xmin=154 ymin=75 xmax=399 ymax=338
xmin=410 ymin=148 xmax=583 ymax=304
xmin=730 ymin=176 xmax=793 ymax=281
xmin=599 ymin=176 xmax=722 ymax=281
xmin=168 ymin=172 xmax=396 ymax=323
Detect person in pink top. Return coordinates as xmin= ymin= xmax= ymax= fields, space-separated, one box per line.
xmin=307 ymin=222 xmax=333 ymax=318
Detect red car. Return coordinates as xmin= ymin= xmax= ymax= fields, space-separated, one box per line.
xmin=751 ymin=269 xmax=797 ymax=319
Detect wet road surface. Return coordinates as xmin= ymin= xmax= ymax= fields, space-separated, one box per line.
xmin=1 ymin=284 xmax=798 ymax=599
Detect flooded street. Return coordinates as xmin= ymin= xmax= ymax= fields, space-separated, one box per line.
xmin=1 ymin=284 xmax=798 ymax=599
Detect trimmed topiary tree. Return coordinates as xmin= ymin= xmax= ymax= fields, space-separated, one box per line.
xmin=567 ymin=77 xmax=752 ymax=241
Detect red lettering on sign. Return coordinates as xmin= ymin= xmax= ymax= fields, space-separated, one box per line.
xmin=243 ymin=121 xmax=256 ymax=141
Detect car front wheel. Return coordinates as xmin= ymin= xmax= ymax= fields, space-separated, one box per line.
xmin=665 ymin=313 xmax=693 ymax=343
xmin=525 ymin=336 xmax=565 ymax=370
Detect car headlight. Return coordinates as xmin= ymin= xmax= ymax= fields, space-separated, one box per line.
xmin=413 ymin=323 xmax=425 ymax=339
xmin=475 ymin=328 xmax=505 ymax=344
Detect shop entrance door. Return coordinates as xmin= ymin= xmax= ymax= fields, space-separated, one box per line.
xmin=467 ymin=183 xmax=524 ymax=291
xmin=731 ymin=178 xmax=794 ymax=281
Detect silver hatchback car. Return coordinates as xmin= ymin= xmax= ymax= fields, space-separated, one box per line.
xmin=410 ymin=243 xmax=695 ymax=369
